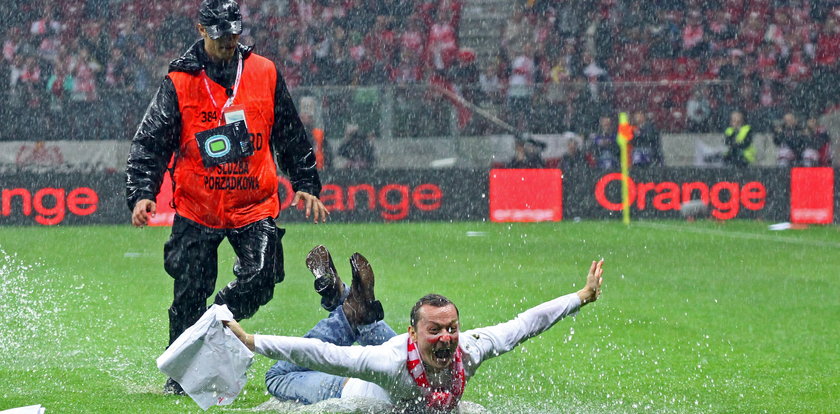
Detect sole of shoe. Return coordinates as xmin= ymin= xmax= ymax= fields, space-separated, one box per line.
xmin=306 ymin=245 xmax=344 ymax=311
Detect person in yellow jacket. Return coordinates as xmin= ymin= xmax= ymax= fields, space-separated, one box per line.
xmin=723 ymin=110 xmax=756 ymax=167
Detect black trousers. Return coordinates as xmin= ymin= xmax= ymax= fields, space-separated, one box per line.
xmin=164 ymin=215 xmax=285 ymax=344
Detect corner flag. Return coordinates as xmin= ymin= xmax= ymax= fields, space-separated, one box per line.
xmin=617 ymin=112 xmax=635 ymax=225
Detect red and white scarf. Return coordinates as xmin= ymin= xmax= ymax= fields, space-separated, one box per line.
xmin=406 ymin=336 xmax=466 ymax=411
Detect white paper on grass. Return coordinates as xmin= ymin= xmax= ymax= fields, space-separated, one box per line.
xmin=156 ymin=304 xmax=254 ymax=410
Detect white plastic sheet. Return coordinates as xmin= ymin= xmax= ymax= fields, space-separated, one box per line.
xmin=156 ymin=304 xmax=254 ymax=410
xmin=0 ymin=405 xmax=46 ymax=414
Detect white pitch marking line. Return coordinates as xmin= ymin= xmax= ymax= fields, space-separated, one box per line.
xmin=635 ymin=221 xmax=840 ymax=249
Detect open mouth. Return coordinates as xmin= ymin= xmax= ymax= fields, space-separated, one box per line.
xmin=433 ymin=348 xmax=452 ymax=363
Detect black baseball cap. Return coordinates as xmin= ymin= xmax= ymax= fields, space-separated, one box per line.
xmin=199 ymin=0 xmax=243 ymax=39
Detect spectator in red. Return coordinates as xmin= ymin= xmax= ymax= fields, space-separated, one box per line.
xmin=347 ymin=30 xmax=373 ymax=84
xmin=754 ymin=41 xmax=782 ymax=80
xmin=3 ymin=27 xmax=24 ymax=63
xmin=506 ymin=43 xmax=536 ymax=129
xmin=291 ymin=0 xmax=318 ymax=30
xmin=400 ymin=16 xmax=426 ymax=58
xmin=36 ymin=30 xmax=61 ymax=64
xmin=682 ymin=10 xmax=707 ymax=58
xmin=29 ymin=4 xmax=61 ymax=38
xmin=364 ymin=15 xmax=397 ymax=83
xmin=722 ymin=0 xmax=748 ymax=21
xmin=427 ymin=8 xmax=458 ymax=73
xmin=784 ymin=44 xmax=812 ymax=82
xmin=277 ymin=41 xmax=303 ymax=88
xmin=708 ymin=10 xmax=739 ymax=54
xmin=15 ymin=54 xmax=44 ymax=97
xmin=532 ymin=8 xmax=555 ymax=55
xmin=67 ymin=46 xmax=100 ymax=137
xmin=764 ymin=10 xmax=790 ymax=50
xmin=803 ymin=115 xmax=833 ymax=166
xmin=816 ymin=12 xmax=840 ymax=66
xmin=736 ymin=81 xmax=760 ymax=114
xmin=438 ymin=0 xmax=463 ymax=30
xmin=739 ymin=12 xmax=766 ymax=55
xmin=321 ymin=0 xmax=348 ymax=24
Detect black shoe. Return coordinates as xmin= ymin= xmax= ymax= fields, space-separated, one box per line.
xmin=163 ymin=377 xmax=185 ymax=396
xmin=344 ymin=253 xmax=384 ymax=328
xmin=306 ymin=245 xmax=345 ymax=311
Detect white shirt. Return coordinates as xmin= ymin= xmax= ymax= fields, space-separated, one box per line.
xmin=507 ymin=55 xmax=536 ymax=98
xmin=254 ymin=293 xmax=582 ymax=408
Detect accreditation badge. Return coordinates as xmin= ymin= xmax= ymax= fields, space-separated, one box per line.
xmin=195 ymin=120 xmax=253 ymax=168
xmin=222 ymin=105 xmax=247 ymax=128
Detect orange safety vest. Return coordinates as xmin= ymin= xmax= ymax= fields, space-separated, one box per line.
xmin=168 ymin=53 xmax=279 ymax=228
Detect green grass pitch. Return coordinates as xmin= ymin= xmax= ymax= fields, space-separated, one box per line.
xmin=1 ymin=220 xmax=838 ymax=413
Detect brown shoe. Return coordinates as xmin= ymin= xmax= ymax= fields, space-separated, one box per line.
xmin=343 ymin=253 xmax=384 ymax=329
xmin=306 ymin=245 xmax=345 ymax=311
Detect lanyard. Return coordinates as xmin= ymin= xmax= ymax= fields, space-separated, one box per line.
xmin=202 ymin=55 xmax=243 ymax=123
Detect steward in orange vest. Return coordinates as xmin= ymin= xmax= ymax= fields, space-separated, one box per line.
xmin=125 ymin=0 xmax=328 ymax=395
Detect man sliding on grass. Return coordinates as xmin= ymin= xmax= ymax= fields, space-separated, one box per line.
xmin=225 ymin=245 xmax=604 ymax=412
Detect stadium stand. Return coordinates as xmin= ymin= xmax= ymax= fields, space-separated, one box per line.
xmin=0 ymin=0 xmax=837 ymax=167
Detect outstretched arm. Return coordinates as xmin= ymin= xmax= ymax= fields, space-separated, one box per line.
xmin=224 ymin=320 xmax=395 ymax=385
xmin=463 ymin=260 xmax=605 ymax=364
xmin=225 ymin=320 xmax=254 ymax=351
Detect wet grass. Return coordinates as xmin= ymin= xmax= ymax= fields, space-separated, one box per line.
xmin=0 ymin=220 xmax=838 ymax=413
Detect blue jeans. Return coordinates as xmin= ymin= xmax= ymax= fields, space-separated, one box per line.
xmin=265 ymin=302 xmax=396 ymax=404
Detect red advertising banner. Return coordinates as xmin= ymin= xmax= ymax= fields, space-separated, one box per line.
xmin=489 ymin=169 xmax=563 ymax=222
xmin=139 ymin=170 xmax=486 ymax=226
xmin=790 ymin=167 xmax=834 ymax=224
xmin=149 ymin=173 xmax=176 ymax=226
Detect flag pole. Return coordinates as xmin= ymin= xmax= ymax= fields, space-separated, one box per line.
xmin=617 ymin=112 xmax=634 ymax=225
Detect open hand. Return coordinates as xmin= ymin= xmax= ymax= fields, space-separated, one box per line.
xmin=577 ymin=259 xmax=604 ymax=306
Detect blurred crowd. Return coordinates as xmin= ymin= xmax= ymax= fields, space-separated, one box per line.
xmin=0 ymin=0 xmax=838 ymax=168
xmin=0 ymin=0 xmax=466 ymax=141
xmin=0 ymin=0 xmax=463 ymax=119
xmin=483 ymin=0 xmax=840 ymax=136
